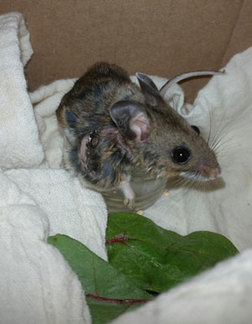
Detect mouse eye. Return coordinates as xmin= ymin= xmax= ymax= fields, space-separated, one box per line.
xmin=171 ymin=145 xmax=191 ymax=165
xmin=90 ymin=136 xmax=99 ymax=147
xmin=88 ymin=132 xmax=99 ymax=148
xmin=191 ymin=125 xmax=200 ymax=135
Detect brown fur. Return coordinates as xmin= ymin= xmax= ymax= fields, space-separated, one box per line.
xmin=56 ymin=62 xmax=220 ymax=205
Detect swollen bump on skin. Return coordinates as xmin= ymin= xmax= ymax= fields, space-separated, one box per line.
xmin=130 ymin=112 xmax=150 ymax=142
xmin=79 ymin=134 xmax=90 ymax=168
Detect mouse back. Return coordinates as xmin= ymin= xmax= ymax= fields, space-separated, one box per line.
xmin=56 ymin=62 xmax=147 ymax=191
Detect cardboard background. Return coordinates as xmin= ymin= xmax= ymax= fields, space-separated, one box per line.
xmin=0 ymin=0 xmax=251 ymax=101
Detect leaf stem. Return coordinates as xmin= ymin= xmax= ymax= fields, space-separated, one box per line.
xmin=86 ymin=294 xmax=149 ymax=304
xmin=106 ymin=233 xmax=139 ymax=245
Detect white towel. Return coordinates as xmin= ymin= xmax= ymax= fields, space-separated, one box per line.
xmin=0 ymin=12 xmax=106 ymax=324
xmin=0 ymin=11 xmax=252 ymax=324
xmin=0 ymin=12 xmax=44 ymax=169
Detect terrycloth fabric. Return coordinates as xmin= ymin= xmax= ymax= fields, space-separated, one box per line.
xmin=0 ymin=12 xmax=106 ymax=324
xmin=0 ymin=12 xmax=44 ymax=169
xmin=0 ymin=174 xmax=90 ymax=324
xmin=1 ymin=10 xmax=252 ymax=324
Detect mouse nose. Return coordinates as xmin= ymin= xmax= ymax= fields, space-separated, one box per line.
xmin=207 ymin=165 xmax=221 ymax=179
xmin=198 ymin=162 xmax=221 ymax=180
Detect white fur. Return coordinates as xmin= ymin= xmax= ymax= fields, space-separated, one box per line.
xmin=180 ymin=170 xmax=210 ymax=182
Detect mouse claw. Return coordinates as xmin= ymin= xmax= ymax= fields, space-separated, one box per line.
xmin=119 ymin=180 xmax=135 ymax=210
xmin=124 ymin=197 xmax=135 ymax=210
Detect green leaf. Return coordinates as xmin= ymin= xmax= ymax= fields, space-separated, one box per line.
xmin=87 ymin=300 xmax=140 ymax=324
xmin=106 ymin=212 xmax=239 ymax=293
xmin=48 ymin=213 xmax=239 ymax=323
xmin=48 ymin=234 xmax=152 ymax=324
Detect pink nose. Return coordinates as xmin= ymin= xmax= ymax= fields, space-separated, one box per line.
xmin=208 ymin=166 xmax=221 ymax=179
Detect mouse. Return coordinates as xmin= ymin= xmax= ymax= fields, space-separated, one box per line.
xmin=56 ymin=62 xmax=222 ymax=208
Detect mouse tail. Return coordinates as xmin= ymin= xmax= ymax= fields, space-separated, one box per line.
xmin=159 ymin=70 xmax=224 ymax=96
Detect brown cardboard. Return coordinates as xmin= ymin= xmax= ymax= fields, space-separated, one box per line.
xmin=0 ymin=0 xmax=251 ymax=101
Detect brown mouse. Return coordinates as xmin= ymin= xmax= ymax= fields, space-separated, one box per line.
xmin=56 ymin=62 xmax=221 ymax=208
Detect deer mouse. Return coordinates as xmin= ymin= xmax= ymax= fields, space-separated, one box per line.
xmin=56 ymin=62 xmax=221 ymax=208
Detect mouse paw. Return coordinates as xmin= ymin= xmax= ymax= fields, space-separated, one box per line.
xmin=119 ymin=180 xmax=135 ymax=210
xmin=124 ymin=197 xmax=135 ymax=210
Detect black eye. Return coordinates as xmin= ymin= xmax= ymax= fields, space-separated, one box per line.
xmin=90 ymin=136 xmax=99 ymax=147
xmin=191 ymin=125 xmax=200 ymax=135
xmin=171 ymin=146 xmax=191 ymax=165
xmin=88 ymin=132 xmax=99 ymax=148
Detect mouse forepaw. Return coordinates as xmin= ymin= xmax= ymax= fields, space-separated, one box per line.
xmin=123 ymin=197 xmax=135 ymax=209
xmin=119 ymin=180 xmax=135 ymax=210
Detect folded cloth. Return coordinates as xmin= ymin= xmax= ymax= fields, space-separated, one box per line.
xmin=1 ymin=10 xmax=252 ymax=324
xmin=0 ymin=171 xmax=90 ymax=324
xmin=0 ymin=12 xmax=106 ymax=324
xmin=0 ymin=12 xmax=44 ymax=169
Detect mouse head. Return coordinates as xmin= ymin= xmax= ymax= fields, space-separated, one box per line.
xmin=109 ymin=71 xmax=222 ymax=182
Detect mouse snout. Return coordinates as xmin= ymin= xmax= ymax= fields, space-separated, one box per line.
xmin=207 ymin=166 xmax=221 ymax=179
xmin=198 ymin=163 xmax=221 ymax=180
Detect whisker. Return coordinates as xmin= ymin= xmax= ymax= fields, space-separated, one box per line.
xmin=211 ymin=135 xmax=232 ymax=152
xmin=206 ymin=105 xmax=213 ymax=145
xmin=209 ymin=107 xmax=251 ymax=153
xmin=205 ymin=101 xmax=235 ymax=151
xmin=210 ymin=122 xmax=233 ymax=149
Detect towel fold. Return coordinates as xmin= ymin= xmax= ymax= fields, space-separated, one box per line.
xmin=0 ymin=12 xmax=106 ymax=324
xmin=0 ymin=12 xmax=44 ymax=169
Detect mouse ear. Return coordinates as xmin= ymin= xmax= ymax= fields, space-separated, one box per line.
xmin=136 ymin=72 xmax=163 ymax=107
xmin=65 ymin=109 xmax=78 ymax=128
xmin=63 ymin=109 xmax=79 ymax=144
xmin=110 ymin=100 xmax=150 ymax=142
